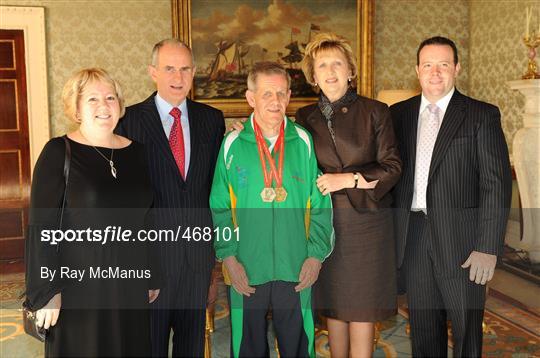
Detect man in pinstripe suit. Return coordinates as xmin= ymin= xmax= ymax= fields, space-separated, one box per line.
xmin=390 ymin=36 xmax=512 ymax=357
xmin=117 ymin=39 xmax=225 ymax=357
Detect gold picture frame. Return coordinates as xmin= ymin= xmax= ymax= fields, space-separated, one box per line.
xmin=172 ymin=0 xmax=373 ymax=117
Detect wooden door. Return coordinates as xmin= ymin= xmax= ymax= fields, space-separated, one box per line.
xmin=0 ymin=29 xmax=31 ymax=261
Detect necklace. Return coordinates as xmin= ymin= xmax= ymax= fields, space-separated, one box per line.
xmin=92 ymin=146 xmax=117 ymax=179
xmin=79 ymin=131 xmax=117 ymax=179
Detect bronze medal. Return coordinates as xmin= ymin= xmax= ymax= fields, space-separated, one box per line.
xmin=254 ymin=118 xmax=286 ymax=204
xmin=260 ymin=187 xmax=276 ymax=202
xmin=274 ymin=187 xmax=288 ymax=202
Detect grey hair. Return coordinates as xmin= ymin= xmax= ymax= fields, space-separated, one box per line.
xmin=247 ymin=61 xmax=291 ymax=91
xmin=151 ymin=38 xmax=195 ymax=67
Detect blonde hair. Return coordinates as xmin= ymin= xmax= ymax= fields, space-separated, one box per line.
xmin=62 ymin=68 xmax=125 ymax=122
xmin=301 ymin=32 xmax=357 ymax=92
xmin=247 ymin=61 xmax=291 ymax=91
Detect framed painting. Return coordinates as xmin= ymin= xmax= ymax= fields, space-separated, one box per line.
xmin=172 ymin=0 xmax=373 ymax=117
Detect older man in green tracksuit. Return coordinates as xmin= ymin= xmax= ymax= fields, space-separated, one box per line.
xmin=210 ymin=62 xmax=334 ymax=358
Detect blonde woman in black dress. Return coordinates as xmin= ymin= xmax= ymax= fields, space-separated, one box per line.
xmin=25 ymin=68 xmax=159 ymax=357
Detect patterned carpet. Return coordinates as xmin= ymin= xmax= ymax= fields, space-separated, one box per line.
xmin=1 ymin=273 xmax=539 ymax=357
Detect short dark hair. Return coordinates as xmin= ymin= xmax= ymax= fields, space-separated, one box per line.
xmin=416 ymin=36 xmax=459 ymax=65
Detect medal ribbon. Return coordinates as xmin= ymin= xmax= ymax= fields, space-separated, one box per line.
xmin=253 ymin=119 xmax=285 ymax=188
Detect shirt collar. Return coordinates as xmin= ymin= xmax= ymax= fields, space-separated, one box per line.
xmin=155 ymin=93 xmax=188 ymax=121
xmin=419 ymin=87 xmax=455 ymax=117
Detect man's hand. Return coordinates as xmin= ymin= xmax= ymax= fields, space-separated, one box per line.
xmin=223 ymin=256 xmax=255 ymax=296
xmin=149 ymin=289 xmax=160 ymax=303
xmin=227 ymin=118 xmax=247 ymax=133
xmin=36 ymin=293 xmax=61 ymax=329
xmin=461 ymin=251 xmax=497 ymax=285
xmin=295 ymin=257 xmax=322 ymax=292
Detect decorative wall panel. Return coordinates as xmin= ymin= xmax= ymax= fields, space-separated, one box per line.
xmin=0 ymin=80 xmax=18 ymax=130
xmin=0 ymin=151 xmax=21 ymax=200
xmin=0 ymin=40 xmax=15 ymax=69
xmin=0 ymin=210 xmax=23 ymax=239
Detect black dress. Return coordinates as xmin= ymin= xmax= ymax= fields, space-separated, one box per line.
xmin=25 ymin=137 xmax=156 ymax=357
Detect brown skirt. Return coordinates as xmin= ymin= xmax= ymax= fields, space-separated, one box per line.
xmin=315 ymin=194 xmax=397 ymax=322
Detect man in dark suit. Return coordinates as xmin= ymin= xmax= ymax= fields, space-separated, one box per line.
xmin=116 ymin=39 xmax=225 ymax=357
xmin=390 ymin=36 xmax=512 ymax=357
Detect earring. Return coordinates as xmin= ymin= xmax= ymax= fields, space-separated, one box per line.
xmin=314 ymin=83 xmax=318 ymax=87
xmin=348 ymin=77 xmax=352 ymax=82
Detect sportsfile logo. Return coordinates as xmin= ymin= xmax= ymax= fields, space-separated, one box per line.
xmin=40 ymin=226 xmax=240 ymax=245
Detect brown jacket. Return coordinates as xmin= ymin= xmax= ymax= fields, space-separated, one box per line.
xmin=295 ymin=95 xmax=401 ymax=210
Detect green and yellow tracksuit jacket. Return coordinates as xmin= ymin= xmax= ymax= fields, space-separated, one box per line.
xmin=210 ymin=115 xmax=334 ymax=285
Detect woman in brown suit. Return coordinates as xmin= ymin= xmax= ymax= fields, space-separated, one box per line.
xmin=297 ymin=33 xmax=401 ymax=357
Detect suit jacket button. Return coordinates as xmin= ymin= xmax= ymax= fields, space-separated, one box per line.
xmin=341 ymin=107 xmax=348 ymax=113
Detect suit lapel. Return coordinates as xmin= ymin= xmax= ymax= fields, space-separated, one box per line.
xmin=185 ymin=99 xmax=199 ymax=182
xmin=140 ymin=94 xmax=184 ymax=181
xmin=428 ymin=90 xmax=467 ymax=180
xmin=404 ymin=96 xmax=421 ymax=183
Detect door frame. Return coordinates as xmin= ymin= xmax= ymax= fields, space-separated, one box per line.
xmin=0 ymin=6 xmax=50 ymax=173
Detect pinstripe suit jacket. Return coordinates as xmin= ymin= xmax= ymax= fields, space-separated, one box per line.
xmin=390 ymin=90 xmax=512 ymax=276
xmin=116 ymin=93 xmax=225 ymax=276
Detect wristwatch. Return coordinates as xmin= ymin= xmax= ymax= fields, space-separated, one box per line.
xmin=353 ymin=173 xmax=359 ymax=188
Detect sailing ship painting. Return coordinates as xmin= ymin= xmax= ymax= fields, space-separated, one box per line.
xmin=207 ymin=40 xmax=249 ymax=82
xmin=191 ymin=0 xmax=356 ymax=100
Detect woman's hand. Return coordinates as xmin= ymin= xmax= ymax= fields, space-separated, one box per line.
xmin=316 ymin=172 xmax=379 ymax=195
xmin=316 ymin=173 xmax=355 ymax=195
xmin=357 ymin=173 xmax=379 ymax=189
xmin=149 ymin=289 xmax=160 ymax=303
xmin=36 ymin=293 xmax=61 ymax=329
